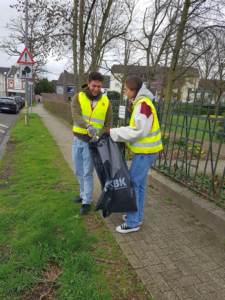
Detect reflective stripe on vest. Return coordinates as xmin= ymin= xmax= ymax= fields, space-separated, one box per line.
xmin=128 ymin=97 xmax=163 ymax=154
xmin=82 ymin=115 xmax=105 ymax=125
xmin=146 ymin=128 xmax=161 ymax=138
xmin=73 ymin=92 xmax=109 ymax=135
xmin=132 ymin=140 xmax=162 ymax=148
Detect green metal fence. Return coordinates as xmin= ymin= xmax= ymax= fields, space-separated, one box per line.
xmin=112 ymin=94 xmax=225 ymax=207
xmin=155 ymin=94 xmax=225 ymax=207
xmin=111 ymin=99 xmax=129 ymax=127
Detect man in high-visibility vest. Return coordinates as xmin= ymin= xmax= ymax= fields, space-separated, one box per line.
xmin=71 ymin=72 xmax=112 ymax=215
xmin=110 ymin=76 xmax=163 ymax=233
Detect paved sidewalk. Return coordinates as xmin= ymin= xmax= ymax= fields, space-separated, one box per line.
xmin=33 ymin=105 xmax=225 ymax=300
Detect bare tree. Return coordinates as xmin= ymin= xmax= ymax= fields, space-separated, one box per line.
xmin=109 ymin=38 xmax=137 ymax=99
xmin=73 ymin=0 xmax=79 ymax=87
xmin=164 ymin=0 xmax=225 ymax=102
xmin=0 ymin=0 xmax=52 ymax=76
xmin=164 ymin=0 xmax=192 ymax=102
xmin=136 ymin=0 xmax=178 ymax=84
xmin=83 ymin=0 xmax=135 ymax=80
xmin=2 ymin=0 xmax=135 ymax=88
xmin=192 ymin=31 xmax=215 ymax=79
xmin=47 ymin=0 xmax=136 ymax=89
xmin=210 ymin=29 xmax=225 ymax=103
xmin=45 ymin=0 xmax=136 ymax=89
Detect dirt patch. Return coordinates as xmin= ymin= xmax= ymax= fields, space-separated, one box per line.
xmin=0 ymin=244 xmax=10 ymax=263
xmin=6 ymin=139 xmax=17 ymax=152
xmin=22 ymin=262 xmax=62 ymax=300
xmin=0 ymin=165 xmax=12 ymax=189
xmin=0 ymin=140 xmax=17 ymax=187
xmin=0 ymin=165 xmax=12 ymax=181
xmin=52 ymin=182 xmax=71 ymax=192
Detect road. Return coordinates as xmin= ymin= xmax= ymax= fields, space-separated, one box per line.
xmin=0 ymin=112 xmax=18 ymax=152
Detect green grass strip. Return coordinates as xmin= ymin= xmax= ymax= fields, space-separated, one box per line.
xmin=0 ymin=114 xmax=150 ymax=300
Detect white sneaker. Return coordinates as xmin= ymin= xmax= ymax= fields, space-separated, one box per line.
xmin=122 ymin=214 xmax=127 ymax=222
xmin=122 ymin=214 xmax=143 ymax=226
xmin=116 ymin=223 xmax=140 ymax=234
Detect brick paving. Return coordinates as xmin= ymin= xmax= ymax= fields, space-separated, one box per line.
xmin=34 ymin=105 xmax=225 ymax=300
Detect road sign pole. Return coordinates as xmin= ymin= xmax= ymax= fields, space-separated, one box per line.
xmin=30 ymin=82 xmax=33 ymax=113
xmin=25 ymin=0 xmax=29 ymax=125
xmin=17 ymin=0 xmax=35 ymax=125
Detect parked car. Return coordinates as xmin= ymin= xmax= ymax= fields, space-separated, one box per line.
xmin=13 ymin=96 xmax=22 ymax=109
xmin=0 ymin=97 xmax=20 ymax=114
xmin=14 ymin=96 xmax=25 ymax=108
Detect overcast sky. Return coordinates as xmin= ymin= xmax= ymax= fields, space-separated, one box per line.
xmin=0 ymin=0 xmax=68 ymax=80
xmin=0 ymin=0 xmax=16 ymax=67
xmin=0 ymin=0 xmax=148 ymax=80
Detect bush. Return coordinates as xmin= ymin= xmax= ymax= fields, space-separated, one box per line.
xmin=43 ymin=99 xmax=73 ymax=125
xmin=172 ymin=103 xmax=225 ymax=115
xmin=216 ymin=114 xmax=225 ymax=141
xmin=107 ymin=90 xmax=121 ymax=100
xmin=35 ymin=78 xmax=55 ymax=94
xmin=43 ymin=96 xmax=126 ymax=127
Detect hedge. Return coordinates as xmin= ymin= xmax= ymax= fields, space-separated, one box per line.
xmin=43 ymin=97 xmax=123 ymax=126
xmin=43 ymin=99 xmax=73 ymax=125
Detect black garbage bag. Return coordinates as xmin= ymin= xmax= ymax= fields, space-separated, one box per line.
xmin=89 ymin=135 xmax=137 ymax=218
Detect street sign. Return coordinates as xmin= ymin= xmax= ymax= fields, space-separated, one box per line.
xmin=20 ymin=64 xmax=32 ymax=79
xmin=17 ymin=47 xmax=35 ymax=65
xmin=119 ymin=105 xmax=126 ymax=119
xmin=67 ymin=86 xmax=75 ymax=95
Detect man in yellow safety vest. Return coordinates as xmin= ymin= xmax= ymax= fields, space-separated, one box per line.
xmin=71 ymin=72 xmax=112 ymax=215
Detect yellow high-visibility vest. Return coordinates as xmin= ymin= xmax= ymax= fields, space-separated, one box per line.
xmin=73 ymin=92 xmax=109 ymax=135
xmin=128 ymin=97 xmax=163 ymax=154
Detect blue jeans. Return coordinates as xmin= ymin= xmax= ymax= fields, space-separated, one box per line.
xmin=126 ymin=154 xmax=156 ymax=228
xmin=72 ymin=137 xmax=93 ymax=204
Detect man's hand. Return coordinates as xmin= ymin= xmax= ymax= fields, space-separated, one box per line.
xmin=89 ymin=134 xmax=99 ymax=143
xmin=87 ymin=125 xmax=97 ymax=137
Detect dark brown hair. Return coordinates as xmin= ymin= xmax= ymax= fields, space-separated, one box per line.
xmin=88 ymin=72 xmax=104 ymax=82
xmin=125 ymin=76 xmax=143 ymax=94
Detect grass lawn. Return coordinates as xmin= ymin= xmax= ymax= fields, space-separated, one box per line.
xmin=162 ymin=114 xmax=223 ymax=141
xmin=0 ymin=114 xmax=151 ymax=300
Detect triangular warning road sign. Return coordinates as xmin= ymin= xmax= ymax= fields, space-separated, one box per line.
xmin=17 ymin=47 xmax=35 ymax=65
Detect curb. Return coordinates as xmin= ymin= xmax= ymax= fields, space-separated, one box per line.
xmin=0 ymin=131 xmax=11 ymax=160
xmin=0 ymin=115 xmax=18 ymax=160
xmin=149 ymin=170 xmax=225 ymax=239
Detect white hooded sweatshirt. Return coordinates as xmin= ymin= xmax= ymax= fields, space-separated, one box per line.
xmin=110 ymin=84 xmax=154 ymax=143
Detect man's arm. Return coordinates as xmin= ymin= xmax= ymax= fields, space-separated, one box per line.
xmin=71 ymin=94 xmax=87 ymax=128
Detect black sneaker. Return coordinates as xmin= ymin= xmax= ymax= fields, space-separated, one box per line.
xmin=80 ymin=204 xmax=91 ymax=215
xmin=116 ymin=223 xmax=140 ymax=234
xmin=74 ymin=196 xmax=82 ymax=203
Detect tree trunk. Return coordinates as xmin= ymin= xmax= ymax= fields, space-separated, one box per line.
xmin=73 ymin=0 xmax=79 ymax=92
xmin=89 ymin=0 xmax=113 ymax=71
xmin=79 ymin=0 xmax=85 ymax=87
xmin=164 ymin=0 xmax=191 ymax=103
xmin=146 ymin=47 xmax=151 ymax=86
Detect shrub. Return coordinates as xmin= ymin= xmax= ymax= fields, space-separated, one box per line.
xmin=43 ymin=95 xmax=126 ymax=127
xmin=216 ymin=114 xmax=225 ymax=141
xmin=107 ymin=90 xmax=121 ymax=100
xmin=43 ymin=99 xmax=73 ymax=125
